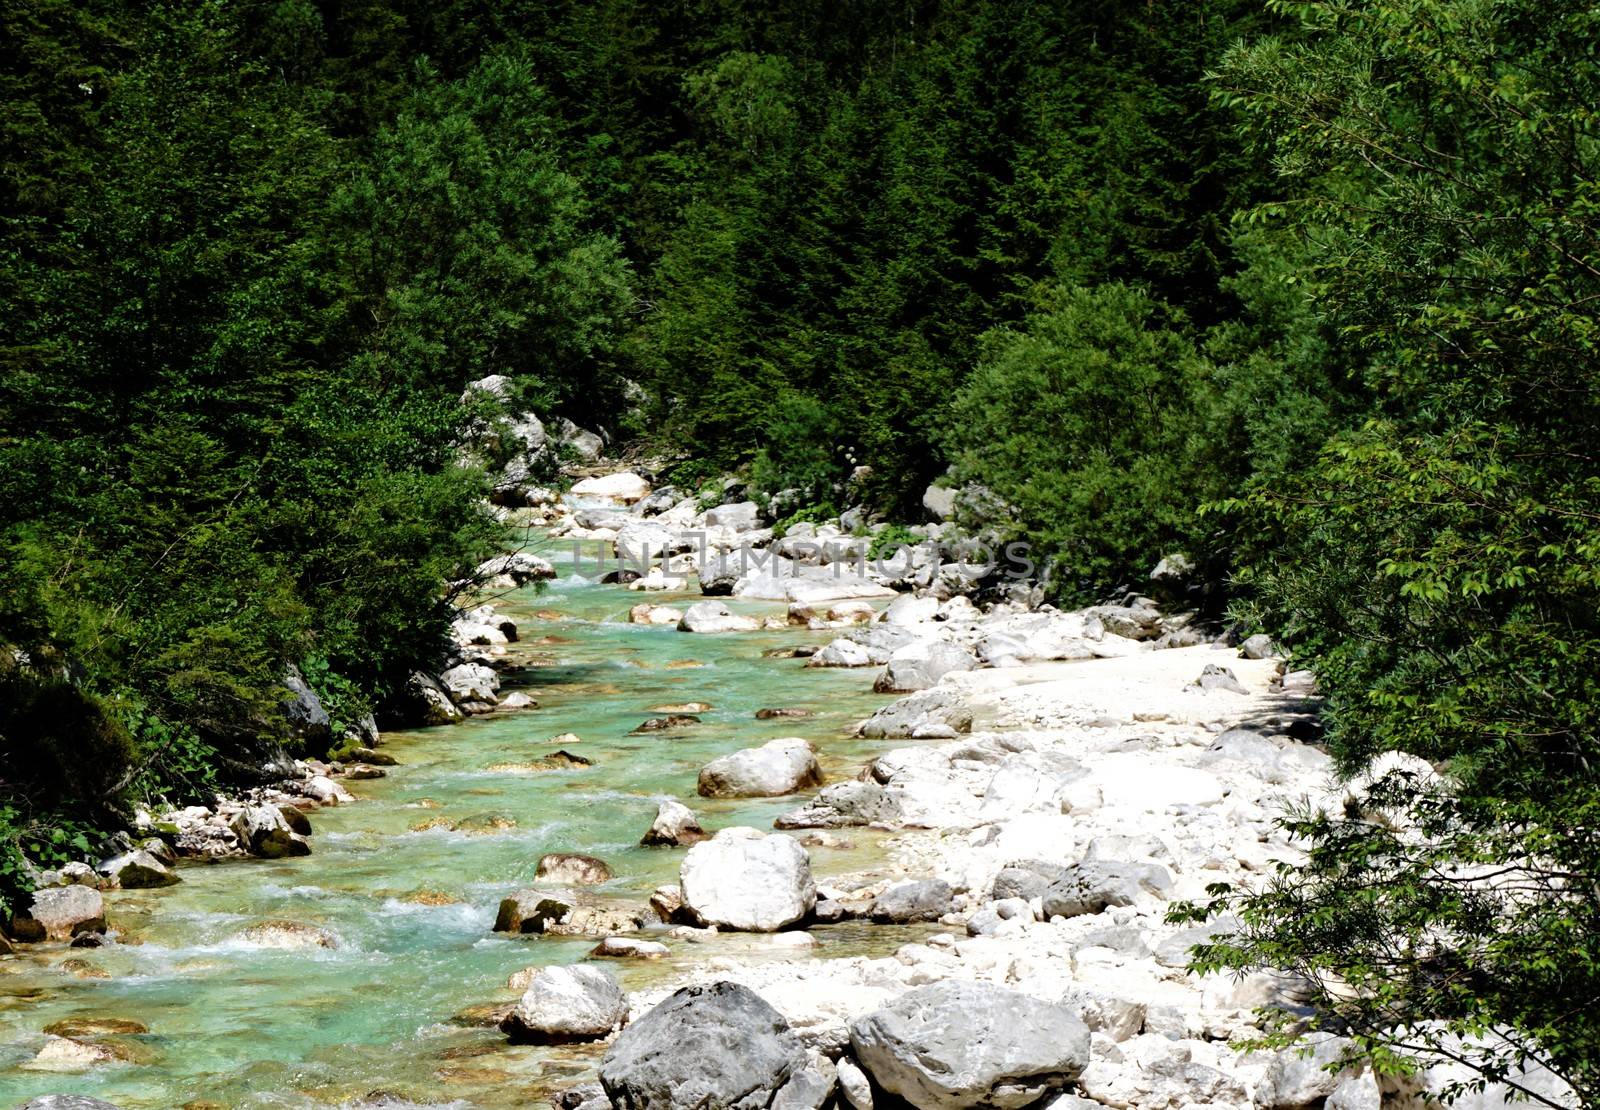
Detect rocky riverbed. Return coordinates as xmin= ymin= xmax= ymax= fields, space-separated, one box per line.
xmin=4 ymin=457 xmax=1559 ymax=1110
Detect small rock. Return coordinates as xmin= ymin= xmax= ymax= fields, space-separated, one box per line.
xmin=590 ymin=936 xmax=670 ymax=960
xmin=678 ymin=601 xmax=762 ymax=633
xmin=869 ymin=879 xmax=953 ymax=923
xmin=836 ymin=1055 xmax=874 ymax=1110
xmin=495 ymin=890 xmax=642 ymax=936
xmin=229 ymin=805 xmax=311 ymax=859
xmin=629 ymin=603 xmax=684 ymax=625
xmin=1239 ymin=633 xmax=1277 ymax=659
xmin=774 ymin=1054 xmax=839 ymax=1110
xmin=1196 ymin=663 xmax=1250 ymax=694
xmin=633 ymin=714 xmax=701 ymax=733
xmin=641 ymin=799 xmax=708 ymax=847
xmin=500 ymin=964 xmax=628 ymax=1044
xmin=1040 ymin=861 xmax=1172 ymax=919
xmin=97 ymin=849 xmax=180 ymax=889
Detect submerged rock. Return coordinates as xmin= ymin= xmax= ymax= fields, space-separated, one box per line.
xmin=600 ymin=982 xmax=807 ymax=1110
xmin=231 ymin=920 xmax=338 ymax=949
xmin=849 ymin=981 xmax=1091 ymax=1110
xmin=632 ymin=714 xmax=701 ymax=732
xmin=536 ymin=853 xmax=614 ymax=885
xmin=21 ymin=1036 xmax=135 ymax=1071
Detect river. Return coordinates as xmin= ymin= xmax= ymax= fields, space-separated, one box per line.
xmin=0 ymin=538 xmax=916 ymax=1108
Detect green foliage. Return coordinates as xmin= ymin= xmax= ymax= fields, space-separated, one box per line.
xmin=749 ymin=394 xmax=848 ymax=517
xmin=945 ymin=283 xmax=1215 ymax=599
xmin=771 ymin=505 xmax=836 ymax=541
xmin=1180 ymin=0 xmax=1600 ymax=1098
xmin=0 ymin=804 xmax=97 ymax=920
xmin=331 ymin=52 xmax=634 ymax=416
xmin=868 ymin=524 xmax=921 ymax=562
xmin=0 ymin=1 xmax=603 ymax=897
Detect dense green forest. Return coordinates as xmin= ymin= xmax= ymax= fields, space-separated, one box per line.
xmin=2 ymin=0 xmax=1596 ymax=1097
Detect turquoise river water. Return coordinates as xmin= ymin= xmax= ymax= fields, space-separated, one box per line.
xmin=0 ymin=538 xmax=925 ymax=1108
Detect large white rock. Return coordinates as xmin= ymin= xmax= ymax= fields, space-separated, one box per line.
xmin=616 ymin=519 xmax=685 ymax=562
xmin=97 ymin=848 xmax=181 ymax=888
xmin=502 ymin=964 xmax=628 ymax=1043
xmin=698 ymin=738 xmax=824 ymax=798
xmin=874 ymin=639 xmax=977 ymax=693
xmin=629 ymin=603 xmax=684 ymax=625
xmin=807 ymin=638 xmax=877 ymax=667
xmin=572 ymin=471 xmax=650 ymax=503
xmin=783 ymin=577 xmax=897 ymax=604
xmin=979 ymin=756 xmax=1070 ymax=821
xmin=678 ymin=601 xmax=762 ymax=633
xmin=439 ymin=661 xmax=500 ymax=706
xmin=475 ymin=552 xmax=556 ymax=587
xmin=704 ymin=501 xmax=761 ymax=531
xmin=882 ymin=593 xmax=940 ymax=626
xmin=9 ymin=885 xmax=106 ymax=942
xmin=849 ymin=981 xmax=1091 ymax=1110
xmin=680 ymin=827 xmax=816 ymax=931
